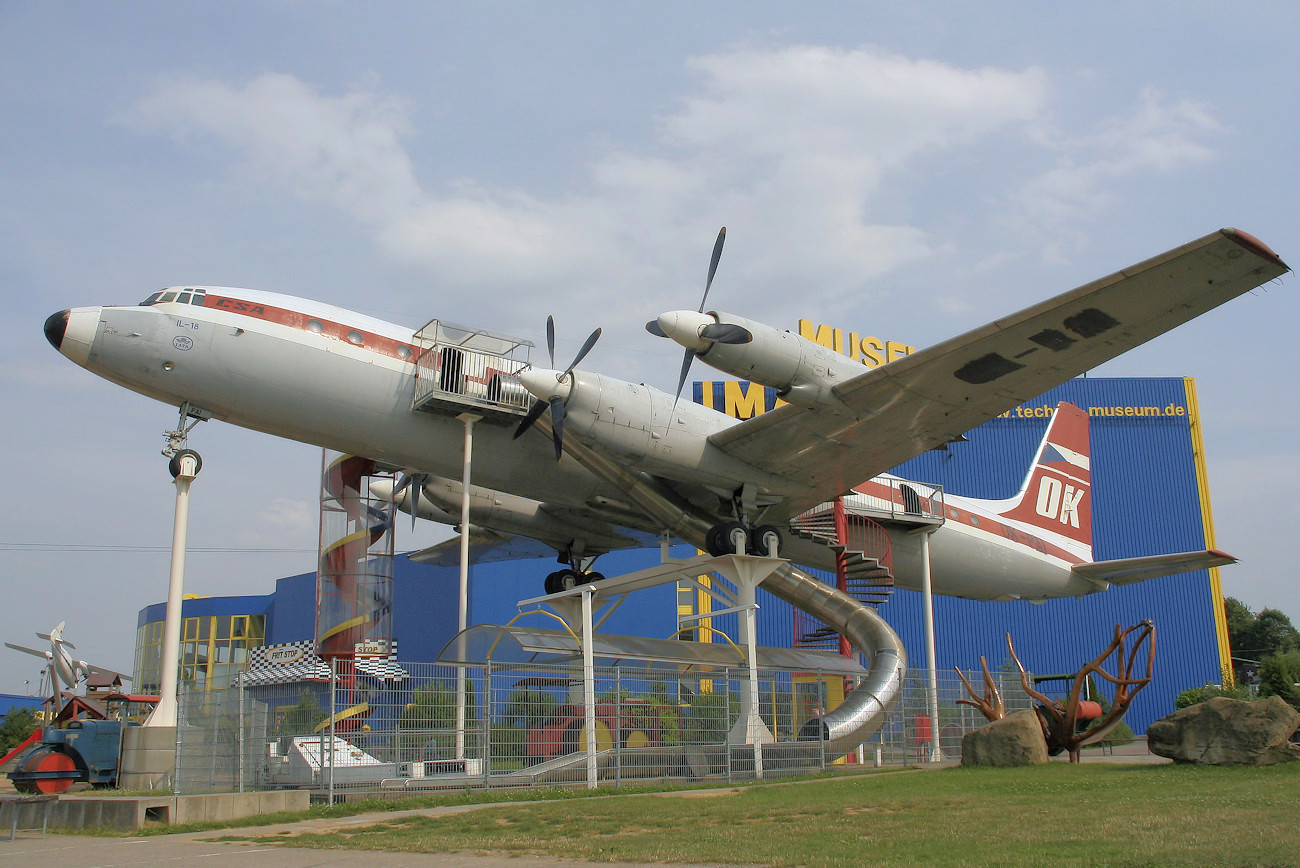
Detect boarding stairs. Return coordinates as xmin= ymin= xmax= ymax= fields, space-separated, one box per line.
xmin=788 ymin=505 xmax=895 ymax=651
xmin=788 ymin=482 xmax=945 ymax=651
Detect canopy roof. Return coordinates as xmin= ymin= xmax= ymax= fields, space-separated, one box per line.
xmin=436 ymin=624 xmax=866 ymax=675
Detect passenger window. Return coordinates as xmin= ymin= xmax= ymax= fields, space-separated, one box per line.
xmin=308 ymin=320 xmax=324 ymax=333
xmin=347 ymin=330 xmax=363 ymax=345
xmin=397 ymin=345 xmax=412 ymax=359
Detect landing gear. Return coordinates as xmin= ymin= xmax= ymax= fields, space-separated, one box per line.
xmin=704 ymin=522 xmax=783 ymax=558
xmin=543 ymin=568 xmax=605 ymax=594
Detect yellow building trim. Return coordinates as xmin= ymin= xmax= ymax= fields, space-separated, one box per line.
xmin=1184 ymin=377 xmax=1233 ymax=682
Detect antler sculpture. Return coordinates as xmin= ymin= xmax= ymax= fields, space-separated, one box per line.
xmin=1009 ymin=620 xmax=1156 ymax=763
xmin=955 ymin=656 xmax=1005 ymax=722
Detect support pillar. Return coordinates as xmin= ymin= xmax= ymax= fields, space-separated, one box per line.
xmin=918 ymin=527 xmax=943 ymax=762
xmin=146 ymin=449 xmax=201 ymax=729
xmin=455 ymin=413 xmax=481 ymax=760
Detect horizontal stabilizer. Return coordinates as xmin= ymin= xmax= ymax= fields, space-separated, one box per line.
xmin=1072 ymin=550 xmax=1236 ymax=586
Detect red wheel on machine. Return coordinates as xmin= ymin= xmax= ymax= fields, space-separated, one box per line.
xmin=25 ymin=749 xmax=77 ymax=794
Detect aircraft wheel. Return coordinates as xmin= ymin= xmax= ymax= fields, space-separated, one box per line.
xmin=544 ymin=571 xmax=561 ymax=595
xmin=557 ymin=568 xmax=583 ymax=591
xmin=706 ymin=521 xmax=747 ymax=556
xmin=749 ymin=525 xmax=783 ymax=558
xmin=585 ymin=571 xmax=605 ymax=583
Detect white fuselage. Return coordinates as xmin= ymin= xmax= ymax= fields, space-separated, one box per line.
xmin=50 ymin=288 xmax=1099 ymax=601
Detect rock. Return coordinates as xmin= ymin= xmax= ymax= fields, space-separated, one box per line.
xmin=1147 ymin=695 xmax=1300 ymax=765
xmin=961 ymin=709 xmax=1049 ymax=767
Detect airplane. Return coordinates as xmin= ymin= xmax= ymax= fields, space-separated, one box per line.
xmin=42 ymin=228 xmax=1287 ymax=605
xmin=378 ymin=399 xmax=1235 ymax=602
xmin=5 ymin=621 xmax=126 ymax=696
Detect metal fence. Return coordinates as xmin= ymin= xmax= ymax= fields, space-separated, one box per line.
xmin=172 ymin=660 xmax=1038 ymax=802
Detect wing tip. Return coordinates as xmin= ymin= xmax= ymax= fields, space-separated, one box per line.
xmin=1222 ymin=228 xmax=1289 ymax=270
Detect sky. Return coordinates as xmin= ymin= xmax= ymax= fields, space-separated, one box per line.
xmin=2 ymin=2 xmax=1298 ymax=694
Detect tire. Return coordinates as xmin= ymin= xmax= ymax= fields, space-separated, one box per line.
xmin=749 ymin=525 xmax=782 ymax=558
xmin=706 ymin=521 xmax=747 ymax=556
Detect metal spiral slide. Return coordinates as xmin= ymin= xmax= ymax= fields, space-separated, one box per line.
xmin=541 ymin=417 xmax=908 ymax=754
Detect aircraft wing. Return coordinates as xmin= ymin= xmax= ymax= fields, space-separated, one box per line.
xmin=4 ymin=643 xmax=51 ymax=660
xmin=407 ymin=530 xmax=560 ymax=567
xmin=709 ymin=229 xmax=1288 ymax=516
xmin=406 ymin=525 xmax=661 ymax=567
xmin=1071 ymin=549 xmax=1237 ymax=587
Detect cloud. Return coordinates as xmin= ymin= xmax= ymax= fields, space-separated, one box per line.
xmin=1013 ymin=88 xmax=1222 ymax=235
xmin=119 ymin=49 xmax=1221 ymax=340
xmin=125 ymin=72 xmax=421 ymax=226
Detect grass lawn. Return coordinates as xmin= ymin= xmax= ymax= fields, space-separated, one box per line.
xmin=230 ymin=762 xmax=1300 ymax=866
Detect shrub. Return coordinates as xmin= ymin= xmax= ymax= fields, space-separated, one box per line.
xmin=1174 ymin=683 xmax=1253 ymax=709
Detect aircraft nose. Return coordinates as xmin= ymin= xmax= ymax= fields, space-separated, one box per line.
xmin=45 ymin=306 xmax=101 ymax=366
xmin=44 ymin=309 xmax=69 ymax=350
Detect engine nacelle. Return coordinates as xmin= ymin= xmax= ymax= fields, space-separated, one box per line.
xmin=694 ymin=311 xmax=864 ymax=409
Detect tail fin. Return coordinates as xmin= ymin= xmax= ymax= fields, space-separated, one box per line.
xmin=998 ymin=402 xmax=1092 ymax=555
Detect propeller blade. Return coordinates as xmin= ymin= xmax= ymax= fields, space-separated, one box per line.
xmin=408 ymin=476 xmax=423 ymax=532
xmin=564 ymin=327 xmax=602 ymax=376
xmin=549 ymin=396 xmax=566 ymax=461
xmin=699 ymin=322 xmax=752 ymax=344
xmin=645 ymin=320 xmax=668 ymax=338
xmin=513 ymin=398 xmax=549 ymax=439
xmin=546 ymin=315 xmax=556 ymax=367
xmin=391 ymin=472 xmax=424 ymax=531
xmin=674 ymin=347 xmax=696 ymax=405
xmin=698 ymin=226 xmax=726 ymax=312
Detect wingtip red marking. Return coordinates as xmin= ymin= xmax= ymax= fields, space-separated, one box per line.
xmin=1222 ymin=228 xmax=1288 ymax=269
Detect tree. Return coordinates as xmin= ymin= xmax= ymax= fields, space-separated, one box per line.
xmin=274 ymin=690 xmax=327 ymax=736
xmin=1224 ymin=597 xmax=1300 ymax=683
xmin=503 ymin=688 xmax=557 ymax=729
xmin=0 ymin=707 xmax=39 ymax=754
xmin=1258 ymin=650 xmax=1300 ymax=711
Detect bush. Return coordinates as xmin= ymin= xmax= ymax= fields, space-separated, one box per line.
xmin=1174 ymin=683 xmax=1253 ymax=709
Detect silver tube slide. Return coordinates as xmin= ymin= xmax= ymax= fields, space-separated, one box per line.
xmin=545 ymin=418 xmax=908 ymax=754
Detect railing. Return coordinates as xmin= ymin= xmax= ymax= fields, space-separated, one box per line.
xmin=411 ymin=345 xmax=532 ymax=415
xmin=841 ymin=477 xmax=947 ymax=525
xmin=173 ymin=663 xmax=1056 ymax=799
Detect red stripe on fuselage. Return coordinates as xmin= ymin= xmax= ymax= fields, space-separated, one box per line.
xmin=849 ymin=479 xmax=1085 ymax=565
xmin=203 ymin=293 xmax=419 ymax=364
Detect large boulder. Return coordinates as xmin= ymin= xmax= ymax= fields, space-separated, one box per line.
xmin=961 ymin=709 xmax=1049 ymax=767
xmin=1147 ymin=695 xmax=1300 ymax=765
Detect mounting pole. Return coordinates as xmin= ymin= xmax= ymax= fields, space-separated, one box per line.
xmin=918 ymin=526 xmax=943 ymax=762
xmin=146 ymin=448 xmax=202 ymax=728
xmin=455 ymin=412 xmax=481 ymax=759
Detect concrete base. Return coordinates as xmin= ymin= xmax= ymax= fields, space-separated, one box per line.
xmin=0 ymin=790 xmax=310 ymax=832
xmin=119 ymin=725 xmax=177 ymax=791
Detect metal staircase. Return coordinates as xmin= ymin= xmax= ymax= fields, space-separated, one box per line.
xmin=788 ymin=503 xmax=895 ymax=651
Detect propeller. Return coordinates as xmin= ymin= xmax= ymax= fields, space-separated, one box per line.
xmin=513 ymin=316 xmax=602 ymax=460
xmin=390 ymin=471 xmax=429 ymax=531
xmin=645 ymin=227 xmax=752 ymax=404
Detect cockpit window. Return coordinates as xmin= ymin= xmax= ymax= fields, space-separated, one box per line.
xmin=139 ymin=288 xmax=207 ymax=306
